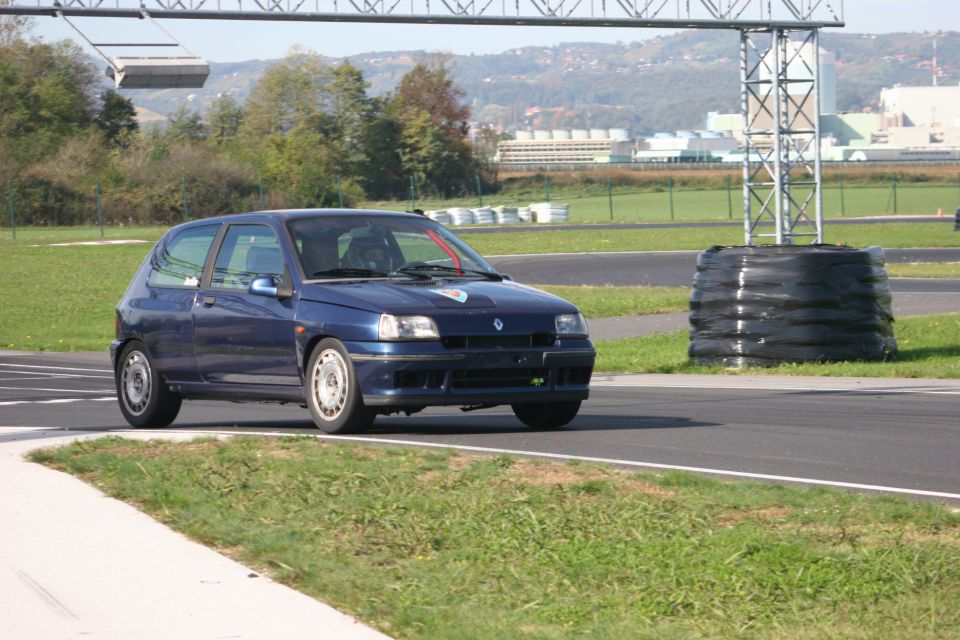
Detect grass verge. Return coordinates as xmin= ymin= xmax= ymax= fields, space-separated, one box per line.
xmin=535 ymin=285 xmax=688 ymax=317
xmin=465 ymin=222 xmax=959 ymax=255
xmin=887 ymin=262 xmax=960 ymax=279
xmin=595 ymin=313 xmax=960 ymax=378
xmin=32 ymin=436 xmax=960 ymax=640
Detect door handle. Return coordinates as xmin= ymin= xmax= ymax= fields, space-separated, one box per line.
xmin=202 ymin=295 xmax=216 ymax=307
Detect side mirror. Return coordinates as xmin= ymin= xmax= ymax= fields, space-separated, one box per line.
xmin=249 ymin=276 xmax=279 ymax=298
xmin=249 ymin=267 xmax=294 ymax=299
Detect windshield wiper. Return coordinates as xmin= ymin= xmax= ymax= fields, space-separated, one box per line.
xmin=311 ymin=267 xmax=390 ymax=278
xmin=393 ymin=264 xmax=503 ymax=281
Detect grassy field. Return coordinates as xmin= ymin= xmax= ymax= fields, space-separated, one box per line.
xmin=33 ymin=436 xmax=960 ymax=640
xmin=595 ymin=314 xmax=960 ymax=379
xmin=467 ymin=221 xmax=959 ymax=255
xmin=362 ymin=183 xmax=960 ymax=224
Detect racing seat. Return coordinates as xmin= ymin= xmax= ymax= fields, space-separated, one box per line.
xmin=341 ymin=234 xmax=394 ymax=272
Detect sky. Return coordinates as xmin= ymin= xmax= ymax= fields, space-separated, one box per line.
xmin=27 ymin=0 xmax=960 ymax=63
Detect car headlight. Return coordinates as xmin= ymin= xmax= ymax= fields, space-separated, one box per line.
xmin=378 ymin=314 xmax=440 ymax=340
xmin=555 ymin=312 xmax=589 ymax=338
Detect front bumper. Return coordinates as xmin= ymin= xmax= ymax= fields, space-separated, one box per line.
xmin=347 ymin=340 xmax=595 ymax=407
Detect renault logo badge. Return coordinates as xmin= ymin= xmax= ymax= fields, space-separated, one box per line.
xmin=493 ymin=318 xmax=504 ymax=331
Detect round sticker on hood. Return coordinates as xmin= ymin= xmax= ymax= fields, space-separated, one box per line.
xmin=431 ymin=288 xmax=468 ymax=303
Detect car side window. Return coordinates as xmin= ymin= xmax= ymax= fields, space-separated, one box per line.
xmin=147 ymin=225 xmax=218 ymax=288
xmin=211 ymin=225 xmax=284 ymax=290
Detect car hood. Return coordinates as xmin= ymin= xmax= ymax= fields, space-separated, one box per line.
xmin=299 ymin=279 xmax=579 ymax=316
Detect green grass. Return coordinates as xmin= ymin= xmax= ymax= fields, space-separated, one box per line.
xmin=363 ymin=183 xmax=960 ymax=224
xmin=32 ymin=436 xmax=960 ymax=639
xmin=0 ymin=228 xmax=162 ymax=351
xmin=535 ymin=285 xmax=688 ymax=317
xmin=887 ymin=263 xmax=960 ymax=279
xmin=466 ymin=222 xmax=959 ymax=256
xmin=595 ymin=314 xmax=960 ymax=378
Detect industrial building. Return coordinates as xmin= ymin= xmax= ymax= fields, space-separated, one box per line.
xmin=496 ymin=129 xmax=633 ymax=165
xmin=495 ymin=43 xmax=960 ymax=166
xmin=634 ymin=131 xmax=738 ymax=162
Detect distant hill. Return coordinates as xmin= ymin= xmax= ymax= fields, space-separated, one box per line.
xmin=117 ymin=30 xmax=959 ymax=134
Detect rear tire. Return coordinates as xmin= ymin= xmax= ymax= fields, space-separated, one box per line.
xmin=305 ymin=338 xmax=376 ymax=434
xmin=511 ymin=401 xmax=581 ymax=429
xmin=116 ymin=341 xmax=181 ymax=428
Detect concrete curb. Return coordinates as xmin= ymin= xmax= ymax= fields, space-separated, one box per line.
xmin=0 ymin=429 xmax=394 ymax=640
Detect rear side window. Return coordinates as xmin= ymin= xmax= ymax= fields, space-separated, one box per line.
xmin=147 ymin=225 xmax=218 ymax=288
xmin=211 ymin=225 xmax=284 ymax=290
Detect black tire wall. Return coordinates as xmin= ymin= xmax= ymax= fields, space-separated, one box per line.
xmin=689 ymin=245 xmax=898 ymax=367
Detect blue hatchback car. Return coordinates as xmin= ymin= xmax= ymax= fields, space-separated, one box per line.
xmin=112 ymin=210 xmax=595 ymax=433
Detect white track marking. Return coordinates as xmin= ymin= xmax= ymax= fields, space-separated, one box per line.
xmin=0 ymin=397 xmax=115 ymax=406
xmin=591 ymin=380 xmax=960 ymax=396
xmin=160 ymin=429 xmax=960 ymax=502
xmin=31 ymin=239 xmax=150 ymax=247
xmin=0 ymin=364 xmax=113 ymax=374
xmin=0 ymin=369 xmax=113 ymax=380
xmin=0 ymin=386 xmax=113 ymax=394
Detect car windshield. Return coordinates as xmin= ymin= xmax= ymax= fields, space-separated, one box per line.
xmin=287 ymin=214 xmax=497 ymax=280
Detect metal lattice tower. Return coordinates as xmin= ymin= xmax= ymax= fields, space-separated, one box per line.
xmin=1 ymin=0 xmax=845 ymax=243
xmin=741 ymin=27 xmax=824 ymax=244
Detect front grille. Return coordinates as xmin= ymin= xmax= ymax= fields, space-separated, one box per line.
xmin=558 ymin=366 xmax=593 ymax=386
xmin=442 ymin=333 xmax=556 ymax=349
xmin=394 ymin=370 xmax=445 ymax=389
xmin=451 ymin=368 xmax=550 ymax=389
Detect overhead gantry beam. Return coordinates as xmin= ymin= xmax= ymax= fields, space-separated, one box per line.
xmin=1 ymin=0 xmax=844 ymax=29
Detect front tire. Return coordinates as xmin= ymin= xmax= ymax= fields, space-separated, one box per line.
xmin=511 ymin=401 xmax=581 ymax=429
xmin=116 ymin=341 xmax=181 ymax=428
xmin=305 ymin=338 xmax=376 ymax=434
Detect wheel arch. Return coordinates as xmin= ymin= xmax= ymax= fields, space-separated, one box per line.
xmin=301 ymin=333 xmax=336 ymax=377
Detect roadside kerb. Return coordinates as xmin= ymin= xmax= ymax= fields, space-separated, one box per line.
xmin=0 ymin=428 xmax=394 ymax=640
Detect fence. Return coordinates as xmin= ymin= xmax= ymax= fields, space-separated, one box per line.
xmin=391 ymin=174 xmax=960 ymax=225
xmin=4 ymin=173 xmax=960 ymax=238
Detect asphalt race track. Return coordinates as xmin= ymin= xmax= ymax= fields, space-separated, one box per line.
xmin=3 ymin=248 xmax=959 ymax=503
xmin=2 ymin=350 xmax=959 ymax=504
xmin=488 ymin=247 xmax=960 ymax=288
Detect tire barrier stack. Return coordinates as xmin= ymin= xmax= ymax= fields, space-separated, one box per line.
xmin=422 ymin=203 xmax=568 ymax=227
xmin=689 ymin=244 xmax=898 ymax=367
xmin=493 ymin=206 xmax=520 ymax=224
xmin=955 ymin=207 xmax=960 ymax=231
xmin=472 ymin=207 xmax=495 ymax=225
xmin=425 ymin=210 xmax=452 ymax=226
xmin=530 ymin=202 xmax=570 ymax=224
xmin=446 ymin=208 xmax=475 ymax=226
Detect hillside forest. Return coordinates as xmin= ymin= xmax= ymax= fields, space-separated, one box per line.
xmin=0 ymin=20 xmax=501 ymax=225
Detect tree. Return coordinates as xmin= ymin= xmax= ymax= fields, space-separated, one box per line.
xmin=96 ymin=90 xmax=138 ymax=148
xmin=238 ymin=49 xmax=377 ymax=205
xmin=240 ymin=47 xmax=335 ymax=138
xmin=0 ymin=38 xmax=98 ymax=168
xmin=394 ymin=57 xmax=471 ymax=141
xmin=206 ymin=94 xmax=244 ymax=146
xmin=357 ymin=97 xmax=405 ymax=200
xmin=165 ymin=105 xmax=207 ymax=143
xmin=391 ymin=59 xmax=478 ymax=196
xmin=0 ymin=7 xmax=31 ymax=49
